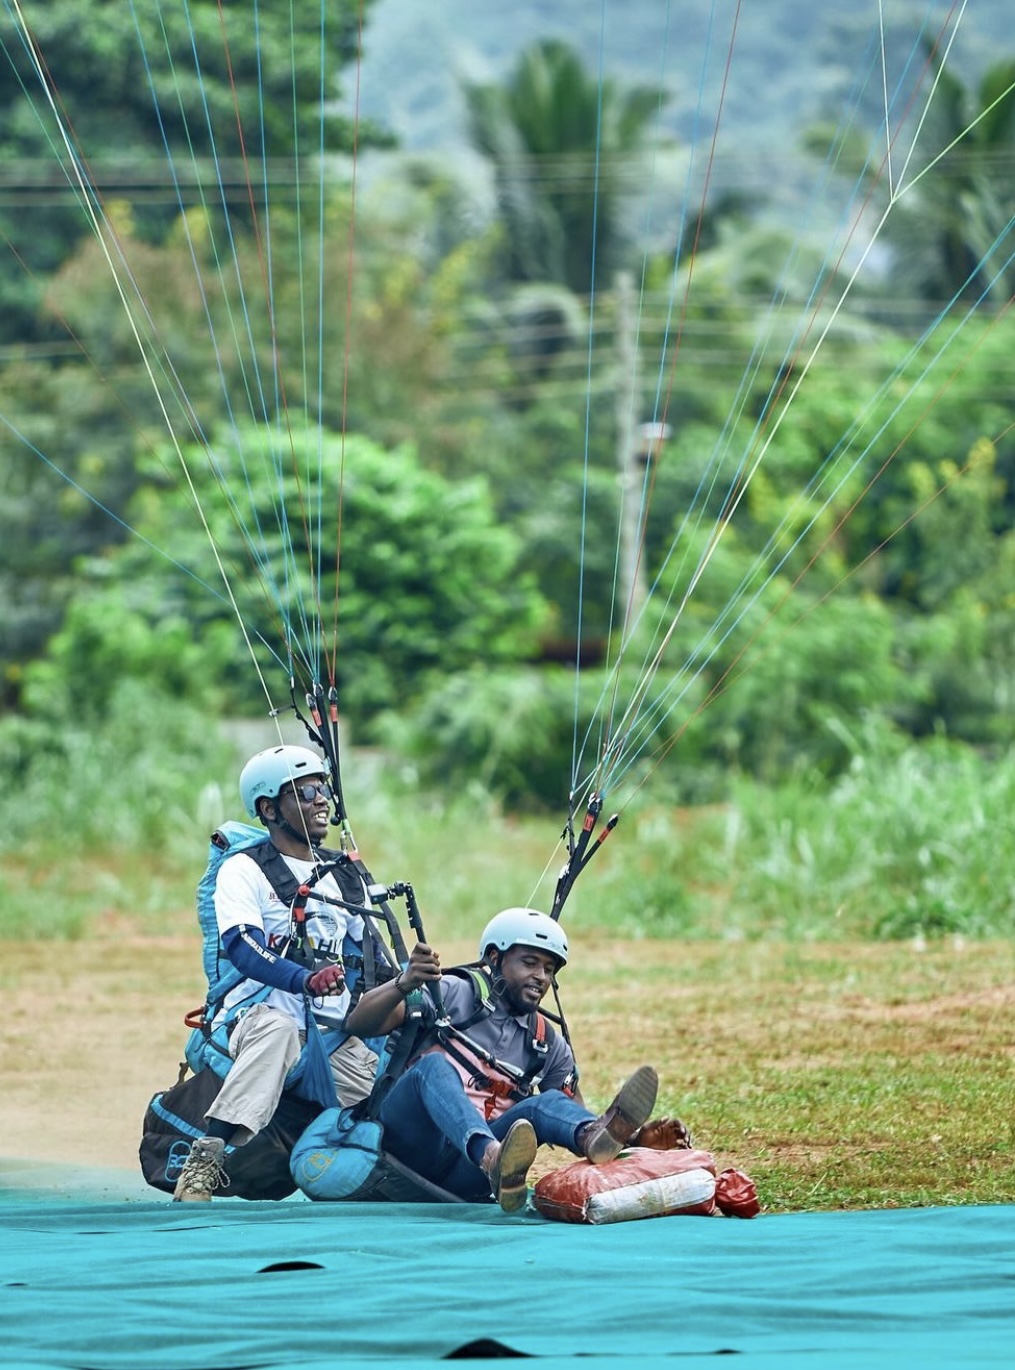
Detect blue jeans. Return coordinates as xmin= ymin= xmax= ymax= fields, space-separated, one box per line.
xmin=377 ymin=1052 xmax=595 ymax=1201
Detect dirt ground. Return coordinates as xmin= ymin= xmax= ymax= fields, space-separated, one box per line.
xmin=0 ymin=928 xmax=489 ymax=1169
xmin=1 ymin=926 xmax=1013 ymax=1206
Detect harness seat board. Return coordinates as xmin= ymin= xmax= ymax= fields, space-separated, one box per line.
xmin=0 ymin=1163 xmax=1010 ymax=1369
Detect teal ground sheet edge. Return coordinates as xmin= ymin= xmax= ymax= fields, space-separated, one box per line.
xmin=0 ymin=1162 xmax=1011 ymax=1368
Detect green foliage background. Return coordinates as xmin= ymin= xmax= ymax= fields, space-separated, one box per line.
xmin=0 ymin=2 xmax=1012 ymax=945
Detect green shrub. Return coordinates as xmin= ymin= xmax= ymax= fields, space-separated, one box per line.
xmin=574 ymin=728 xmax=1015 ymax=941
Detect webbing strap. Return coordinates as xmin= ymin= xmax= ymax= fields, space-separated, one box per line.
xmin=346 ymin=850 xmax=410 ymax=966
xmin=361 ymin=996 xmax=427 ymax=1120
xmin=435 ymin=1002 xmax=551 ymax=1105
xmin=244 ymin=840 xmax=398 ymax=988
xmin=440 ymin=965 xmax=493 ymax=1031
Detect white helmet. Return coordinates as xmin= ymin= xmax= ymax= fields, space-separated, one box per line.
xmin=479 ymin=908 xmax=569 ymax=969
xmin=239 ymin=745 xmax=329 ymax=818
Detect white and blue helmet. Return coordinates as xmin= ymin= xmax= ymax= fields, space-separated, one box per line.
xmin=239 ymin=745 xmax=328 ymax=819
xmin=479 ymin=907 xmax=569 ymax=969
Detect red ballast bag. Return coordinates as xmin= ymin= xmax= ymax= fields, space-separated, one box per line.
xmin=532 ymin=1147 xmax=759 ymax=1225
xmin=715 ymin=1165 xmax=761 ymax=1218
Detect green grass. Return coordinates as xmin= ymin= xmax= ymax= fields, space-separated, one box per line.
xmin=563 ymin=939 xmax=1015 ymax=1212
xmin=2 ymin=732 xmax=1013 ymax=943
xmin=566 ymin=736 xmax=1015 ymax=941
xmin=2 ymin=755 xmax=1011 ymax=1209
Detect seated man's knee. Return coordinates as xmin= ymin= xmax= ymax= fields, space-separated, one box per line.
xmin=230 ymin=1003 xmax=300 ymax=1060
xmin=413 ymin=1052 xmax=463 ymax=1090
xmin=381 ymin=1051 xmax=459 ymax=1116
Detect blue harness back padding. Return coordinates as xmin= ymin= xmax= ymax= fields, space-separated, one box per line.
xmin=290 ymin=1105 xmax=465 ymax=1203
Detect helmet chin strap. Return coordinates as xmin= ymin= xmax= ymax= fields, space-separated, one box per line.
xmin=277 ymin=815 xmax=314 ymax=847
xmin=488 ymin=952 xmax=535 ymax=1016
xmin=484 ymin=952 xmax=509 ymax=1003
xmin=261 ymin=798 xmax=316 ymax=851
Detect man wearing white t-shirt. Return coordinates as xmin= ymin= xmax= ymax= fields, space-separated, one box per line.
xmin=173 ymin=745 xmax=381 ymax=1202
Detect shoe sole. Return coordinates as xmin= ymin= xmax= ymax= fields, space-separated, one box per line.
xmin=587 ymin=1066 xmax=659 ymax=1164
xmin=496 ymin=1120 xmax=538 ymax=1213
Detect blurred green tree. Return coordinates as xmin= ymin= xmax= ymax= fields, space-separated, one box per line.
xmin=463 ymin=39 xmax=667 ymax=295
xmin=0 ymin=0 xmax=385 ymax=337
xmin=21 ymin=425 xmax=549 ymax=731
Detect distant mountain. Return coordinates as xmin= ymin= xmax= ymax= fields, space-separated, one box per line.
xmin=351 ymin=0 xmax=1011 ymax=164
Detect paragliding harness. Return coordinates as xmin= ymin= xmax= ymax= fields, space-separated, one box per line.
xmin=289 ymin=959 xmax=574 ymax=1203
xmin=141 ymin=691 xmax=423 ymax=1201
xmin=162 ymin=689 xmax=588 ymax=1203
xmin=420 ymin=963 xmax=557 ymax=1121
xmin=182 ymin=820 xmax=407 ymax=1093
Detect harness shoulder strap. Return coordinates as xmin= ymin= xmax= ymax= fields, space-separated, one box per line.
xmin=243 ymin=840 xmax=350 ymax=906
xmin=518 ymin=1011 xmax=551 ymax=1092
xmin=239 ymin=840 xmax=400 ymax=997
xmin=433 ymin=966 xmax=555 ymax=1102
xmin=440 ymin=964 xmax=494 ymax=1031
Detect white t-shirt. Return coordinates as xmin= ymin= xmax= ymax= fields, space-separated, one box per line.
xmin=213 ymin=850 xmax=368 ymax=1030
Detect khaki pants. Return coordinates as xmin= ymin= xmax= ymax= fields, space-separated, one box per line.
xmin=205 ymin=1002 xmax=379 ymax=1144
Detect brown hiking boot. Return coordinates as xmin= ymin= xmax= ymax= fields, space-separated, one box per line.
xmin=172 ymin=1136 xmax=230 ymax=1202
xmin=482 ymin=1119 xmax=538 ymax=1213
xmin=582 ymin=1066 xmax=659 ymax=1165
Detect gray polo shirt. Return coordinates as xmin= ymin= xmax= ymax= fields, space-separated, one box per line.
xmin=418 ymin=971 xmax=577 ymax=1109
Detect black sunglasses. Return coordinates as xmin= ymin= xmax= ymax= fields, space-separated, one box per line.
xmin=286 ymin=781 xmax=333 ymax=804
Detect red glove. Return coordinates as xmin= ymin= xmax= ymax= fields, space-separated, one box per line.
xmin=306 ymin=964 xmax=346 ymax=996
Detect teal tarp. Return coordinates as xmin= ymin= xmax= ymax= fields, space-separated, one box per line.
xmin=0 ymin=1163 xmax=1011 ymax=1368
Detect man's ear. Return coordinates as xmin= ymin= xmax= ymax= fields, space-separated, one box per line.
xmin=256 ymin=796 xmax=277 ymax=827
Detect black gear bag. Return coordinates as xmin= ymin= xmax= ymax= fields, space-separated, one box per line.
xmin=139 ymin=1066 xmax=322 ymax=1201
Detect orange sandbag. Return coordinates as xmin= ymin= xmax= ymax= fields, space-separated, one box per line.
xmin=533 ymin=1147 xmax=721 ymax=1225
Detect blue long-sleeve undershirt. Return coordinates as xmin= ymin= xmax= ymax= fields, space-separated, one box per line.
xmin=222 ymin=924 xmax=310 ymax=996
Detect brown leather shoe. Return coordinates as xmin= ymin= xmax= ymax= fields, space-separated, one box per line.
xmin=484 ymin=1119 xmax=538 ymax=1213
xmin=582 ymin=1066 xmax=659 ymax=1165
